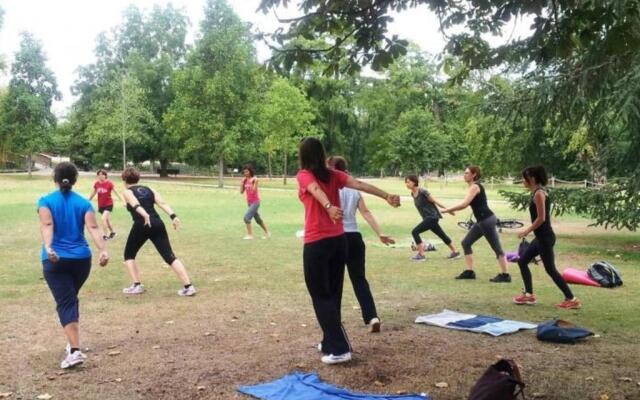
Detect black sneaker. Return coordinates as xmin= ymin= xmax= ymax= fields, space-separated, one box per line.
xmin=490 ymin=273 xmax=512 ymax=283
xmin=455 ymin=269 xmax=476 ymax=280
xmin=102 ymin=235 xmax=109 ymax=241
xmin=109 ymin=232 xmax=117 ymax=239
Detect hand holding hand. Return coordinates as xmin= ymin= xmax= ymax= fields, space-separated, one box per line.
xmin=386 ymin=194 xmax=401 ymax=208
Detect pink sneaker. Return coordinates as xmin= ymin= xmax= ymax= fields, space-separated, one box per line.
xmin=513 ymin=293 xmax=537 ymax=305
xmin=557 ymin=298 xmax=582 ymax=309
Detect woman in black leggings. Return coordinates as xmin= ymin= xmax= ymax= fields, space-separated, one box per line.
xmin=405 ymin=175 xmax=460 ymax=261
xmin=120 ymin=167 xmax=196 ymax=296
xmin=442 ymin=166 xmax=510 ymax=282
xmin=514 ymin=166 xmax=581 ymax=309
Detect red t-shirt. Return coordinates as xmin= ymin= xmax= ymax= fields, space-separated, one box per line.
xmin=94 ymin=180 xmax=115 ymax=208
xmin=297 ymin=169 xmax=349 ymax=244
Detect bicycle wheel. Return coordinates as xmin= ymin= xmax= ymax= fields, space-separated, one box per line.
xmin=498 ymin=219 xmax=524 ymax=229
xmin=457 ymin=221 xmax=473 ymax=230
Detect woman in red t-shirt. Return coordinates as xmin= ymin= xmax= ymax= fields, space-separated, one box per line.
xmin=297 ymin=137 xmax=400 ymax=365
xmin=240 ymin=165 xmax=270 ymax=239
xmin=89 ymin=169 xmax=124 ymax=240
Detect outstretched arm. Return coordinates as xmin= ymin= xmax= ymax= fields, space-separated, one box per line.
xmin=88 ymin=188 xmax=97 ymax=201
xmin=357 ymin=196 xmax=395 ymax=245
xmin=112 ymin=187 xmax=125 ymax=203
xmin=151 ymin=188 xmax=181 ymax=230
xmin=428 ymin=194 xmax=455 ymax=216
xmin=344 ymin=176 xmax=400 ymax=208
xmin=441 ymin=184 xmax=480 ymax=214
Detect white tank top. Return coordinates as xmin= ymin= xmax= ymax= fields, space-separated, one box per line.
xmin=339 ymin=187 xmax=361 ymax=233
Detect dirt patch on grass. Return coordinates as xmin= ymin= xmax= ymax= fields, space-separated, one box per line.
xmin=1 ymin=294 xmax=639 ymax=400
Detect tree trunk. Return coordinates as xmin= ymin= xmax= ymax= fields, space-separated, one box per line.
xmin=218 ymin=155 xmax=224 ymax=188
xmin=27 ymin=153 xmax=32 ymax=178
xmin=267 ymin=153 xmax=273 ymax=180
xmin=283 ymin=152 xmax=287 ymax=185
xmin=159 ymin=159 xmax=169 ymax=178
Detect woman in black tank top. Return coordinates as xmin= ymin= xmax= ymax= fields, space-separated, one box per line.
xmin=120 ymin=167 xmax=197 ymax=297
xmin=514 ymin=166 xmax=581 ymax=309
xmin=441 ymin=166 xmax=511 ymax=282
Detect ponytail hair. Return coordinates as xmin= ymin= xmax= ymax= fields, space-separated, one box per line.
xmin=54 ymin=162 xmax=78 ymax=193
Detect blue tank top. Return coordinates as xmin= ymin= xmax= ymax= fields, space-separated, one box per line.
xmin=37 ymin=190 xmax=93 ymax=261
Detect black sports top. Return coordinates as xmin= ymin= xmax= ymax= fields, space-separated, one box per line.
xmin=529 ymin=188 xmax=553 ymax=237
xmin=126 ymin=185 xmax=161 ymax=224
xmin=469 ymin=183 xmax=494 ymax=221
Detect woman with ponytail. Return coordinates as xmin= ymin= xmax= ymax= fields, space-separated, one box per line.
xmin=37 ymin=162 xmax=109 ymax=369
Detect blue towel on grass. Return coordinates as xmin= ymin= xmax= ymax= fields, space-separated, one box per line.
xmin=238 ymin=371 xmax=429 ymax=400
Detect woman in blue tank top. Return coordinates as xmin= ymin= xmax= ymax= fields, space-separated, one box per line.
xmin=514 ymin=165 xmax=581 ymax=309
xmin=37 ymin=162 xmax=109 ymax=369
xmin=442 ymin=166 xmax=511 ymax=282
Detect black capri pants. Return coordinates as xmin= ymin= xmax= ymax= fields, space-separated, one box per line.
xmin=124 ymin=221 xmax=177 ymax=265
xmin=411 ymin=218 xmax=452 ymax=246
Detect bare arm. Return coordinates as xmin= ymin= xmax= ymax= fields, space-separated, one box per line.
xmin=38 ymin=207 xmax=58 ymax=263
xmin=151 ymin=188 xmax=181 ymax=230
xmin=442 ymin=184 xmax=480 ymax=213
xmin=357 ymin=196 xmax=395 ymax=244
xmin=123 ymin=189 xmax=152 ymax=226
xmin=344 ymin=176 xmax=400 ymax=207
xmin=427 ymin=194 xmax=447 ymax=209
xmin=85 ymin=211 xmax=109 ymax=266
xmin=88 ymin=188 xmax=97 ymax=201
xmin=305 ymin=181 xmax=343 ymax=222
xmin=519 ymin=191 xmax=546 ymax=237
xmin=252 ymin=177 xmax=258 ymax=191
xmin=111 ymin=187 xmax=125 ymax=203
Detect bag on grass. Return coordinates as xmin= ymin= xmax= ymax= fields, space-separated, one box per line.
xmin=536 ymin=320 xmax=593 ymax=344
xmin=468 ymin=359 xmax=525 ymax=400
xmin=587 ymin=261 xmax=623 ymax=288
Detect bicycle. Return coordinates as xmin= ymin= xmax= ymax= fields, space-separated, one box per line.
xmin=457 ymin=215 xmax=524 ymax=233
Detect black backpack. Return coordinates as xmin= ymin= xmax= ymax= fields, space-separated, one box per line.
xmin=468 ymin=359 xmax=525 ymax=400
xmin=587 ymin=261 xmax=623 ymax=288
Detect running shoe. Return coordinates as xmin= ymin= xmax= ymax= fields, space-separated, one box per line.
xmin=177 ymin=285 xmax=197 ymax=297
xmin=490 ymin=273 xmax=512 ymax=283
xmin=102 ymin=235 xmax=110 ymax=241
xmin=447 ymin=251 xmax=461 ymax=260
xmin=60 ymin=350 xmax=86 ymax=369
xmin=243 ymin=235 xmax=254 ymax=240
xmin=321 ymin=352 xmax=352 ymax=365
xmin=369 ymin=317 xmax=381 ymax=333
xmin=513 ymin=293 xmax=537 ymax=305
xmin=64 ymin=343 xmax=88 ymax=359
xmin=122 ymin=284 xmax=145 ymax=294
xmin=556 ymin=298 xmax=582 ymax=309
xmin=411 ymin=254 xmax=426 ymax=261
xmin=455 ymin=269 xmax=476 ymax=279
xmin=109 ymin=232 xmax=117 ymax=239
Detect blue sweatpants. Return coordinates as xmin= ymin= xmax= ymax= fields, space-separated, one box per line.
xmin=43 ymin=257 xmax=92 ymax=327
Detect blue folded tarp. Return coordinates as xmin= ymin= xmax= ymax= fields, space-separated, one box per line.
xmin=238 ymin=371 xmax=429 ymax=400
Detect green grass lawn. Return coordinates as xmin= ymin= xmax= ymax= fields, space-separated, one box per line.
xmin=0 ymin=174 xmax=638 ymax=399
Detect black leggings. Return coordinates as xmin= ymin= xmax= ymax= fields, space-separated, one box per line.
xmin=517 ymin=235 xmax=573 ymax=299
xmin=124 ymin=221 xmax=177 ymax=265
xmin=303 ymin=235 xmax=351 ymax=355
xmin=411 ymin=218 xmax=452 ymax=246
xmin=345 ymin=232 xmax=377 ymax=324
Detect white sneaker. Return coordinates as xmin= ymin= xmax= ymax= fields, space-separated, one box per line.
xmin=243 ymin=235 xmax=254 ymax=240
xmin=369 ymin=317 xmax=381 ymax=333
xmin=122 ymin=284 xmax=145 ymax=294
xmin=177 ymin=285 xmax=197 ymax=296
xmin=262 ymin=232 xmax=272 ymax=239
xmin=321 ymin=352 xmax=352 ymax=365
xmin=65 ymin=343 xmax=88 ymax=358
xmin=60 ymin=350 xmax=86 ymax=369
